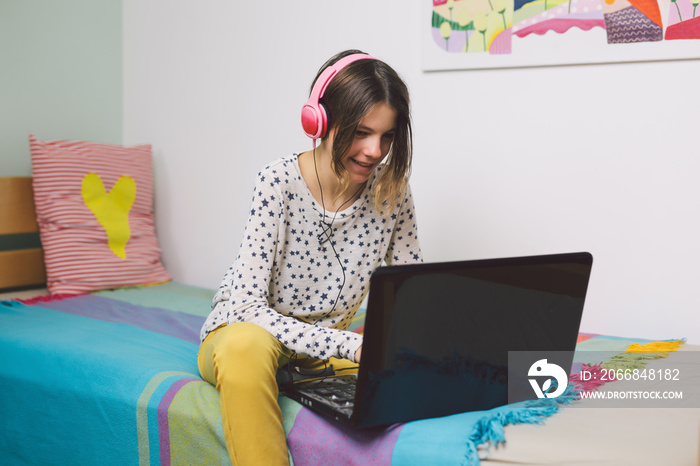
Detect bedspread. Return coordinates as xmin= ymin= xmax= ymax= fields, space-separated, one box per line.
xmin=0 ymin=282 xmax=694 ymax=466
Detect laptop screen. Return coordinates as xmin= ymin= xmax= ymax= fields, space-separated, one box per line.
xmin=355 ymin=252 xmax=592 ymax=426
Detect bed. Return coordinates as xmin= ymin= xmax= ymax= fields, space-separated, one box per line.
xmin=2 ymin=164 xmax=699 ymax=465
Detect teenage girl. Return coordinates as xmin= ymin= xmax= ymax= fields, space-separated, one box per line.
xmin=198 ymin=49 xmax=422 ymax=466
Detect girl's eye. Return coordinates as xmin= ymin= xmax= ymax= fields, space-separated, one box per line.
xmin=382 ymin=133 xmax=395 ymax=140
xmin=355 ymin=131 xmax=369 ymax=138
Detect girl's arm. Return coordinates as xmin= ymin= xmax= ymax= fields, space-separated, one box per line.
xmin=209 ymin=166 xmax=362 ymax=361
xmin=385 ymin=184 xmax=423 ymax=265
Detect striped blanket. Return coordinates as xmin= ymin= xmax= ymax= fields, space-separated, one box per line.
xmin=0 ymin=282 xmax=684 ymax=465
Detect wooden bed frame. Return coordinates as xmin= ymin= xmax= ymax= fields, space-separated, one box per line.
xmin=0 ymin=177 xmax=46 ymax=290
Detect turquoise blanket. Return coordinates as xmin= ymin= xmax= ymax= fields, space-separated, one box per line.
xmin=0 ymin=283 xmax=679 ymax=465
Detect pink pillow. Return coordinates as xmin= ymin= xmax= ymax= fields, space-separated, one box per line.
xmin=29 ymin=135 xmax=172 ymax=294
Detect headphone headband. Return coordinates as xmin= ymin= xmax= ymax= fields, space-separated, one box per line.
xmin=301 ymin=53 xmax=378 ymax=140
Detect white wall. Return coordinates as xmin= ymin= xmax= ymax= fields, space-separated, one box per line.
xmin=123 ymin=0 xmax=700 ymax=344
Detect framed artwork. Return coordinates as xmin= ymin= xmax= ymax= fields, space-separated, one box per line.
xmin=423 ymin=0 xmax=700 ymax=70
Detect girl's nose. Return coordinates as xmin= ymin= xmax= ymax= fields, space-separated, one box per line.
xmin=364 ymin=136 xmax=383 ymax=158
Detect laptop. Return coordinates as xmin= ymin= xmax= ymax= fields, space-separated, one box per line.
xmin=280 ymin=252 xmax=593 ymax=427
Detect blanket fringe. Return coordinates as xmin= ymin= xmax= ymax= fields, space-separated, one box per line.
xmin=571 ymin=363 xmax=609 ymax=392
xmin=465 ymin=384 xmax=578 ymax=465
xmin=464 ymin=338 xmax=685 ymax=465
xmin=602 ymin=339 xmax=685 ymax=372
xmin=17 ymin=293 xmax=85 ymax=305
xmin=625 ymin=339 xmax=685 ymax=353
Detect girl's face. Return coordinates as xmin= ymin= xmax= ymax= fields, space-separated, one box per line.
xmin=340 ymin=102 xmax=397 ymax=186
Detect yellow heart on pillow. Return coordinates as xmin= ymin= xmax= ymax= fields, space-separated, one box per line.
xmin=81 ymin=173 xmax=136 ymax=259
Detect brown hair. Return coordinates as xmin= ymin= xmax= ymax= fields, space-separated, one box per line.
xmin=310 ymin=50 xmax=413 ymax=216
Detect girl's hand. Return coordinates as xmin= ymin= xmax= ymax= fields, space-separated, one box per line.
xmin=355 ymin=345 xmax=362 ymax=363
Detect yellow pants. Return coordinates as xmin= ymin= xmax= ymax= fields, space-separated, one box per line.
xmin=197 ymin=322 xmax=357 ymax=466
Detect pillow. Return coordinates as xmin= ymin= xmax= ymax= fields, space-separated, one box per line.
xmin=29 ymin=134 xmax=172 ymax=294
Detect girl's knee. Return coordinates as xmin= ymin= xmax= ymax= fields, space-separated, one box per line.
xmin=212 ymin=323 xmax=283 ymax=380
xmin=217 ymin=322 xmax=276 ymax=354
xmin=211 ymin=323 xmax=281 ymax=391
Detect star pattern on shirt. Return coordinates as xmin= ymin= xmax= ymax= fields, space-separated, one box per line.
xmin=201 ymin=154 xmax=422 ymax=360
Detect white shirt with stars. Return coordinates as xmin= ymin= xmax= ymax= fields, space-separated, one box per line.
xmin=200 ymin=154 xmax=422 ymax=361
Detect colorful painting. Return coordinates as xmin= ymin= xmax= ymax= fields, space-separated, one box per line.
xmin=513 ymin=0 xmax=605 ymax=40
xmin=665 ymin=0 xmax=700 ymax=39
xmin=432 ymin=0 xmax=514 ymax=54
xmin=602 ymin=0 xmax=663 ymax=43
xmin=425 ymin=0 xmax=700 ymax=69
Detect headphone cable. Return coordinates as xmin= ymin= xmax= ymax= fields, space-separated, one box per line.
xmin=312 ymin=144 xmax=366 ymax=323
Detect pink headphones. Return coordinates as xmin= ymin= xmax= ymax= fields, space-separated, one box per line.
xmin=301 ymin=53 xmax=378 ymax=140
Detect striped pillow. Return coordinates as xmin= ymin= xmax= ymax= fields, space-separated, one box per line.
xmin=29 ymin=135 xmax=172 ymax=294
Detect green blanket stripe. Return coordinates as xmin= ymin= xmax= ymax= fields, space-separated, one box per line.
xmin=574 ymin=336 xmax=648 ymax=353
xmin=134 ymin=366 xmax=303 ymax=466
xmin=167 ymin=379 xmax=232 ymax=466
xmin=137 ymin=371 xmax=197 ymax=466
xmin=94 ymin=282 xmax=215 ymax=317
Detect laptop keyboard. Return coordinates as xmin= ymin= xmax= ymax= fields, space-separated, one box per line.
xmin=314 ymin=382 xmax=356 ymax=406
xmin=298 ymin=375 xmax=357 ymax=408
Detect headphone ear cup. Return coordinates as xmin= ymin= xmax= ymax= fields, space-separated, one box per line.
xmin=302 ymin=54 xmax=377 ymax=140
xmin=301 ymin=101 xmax=327 ymax=139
